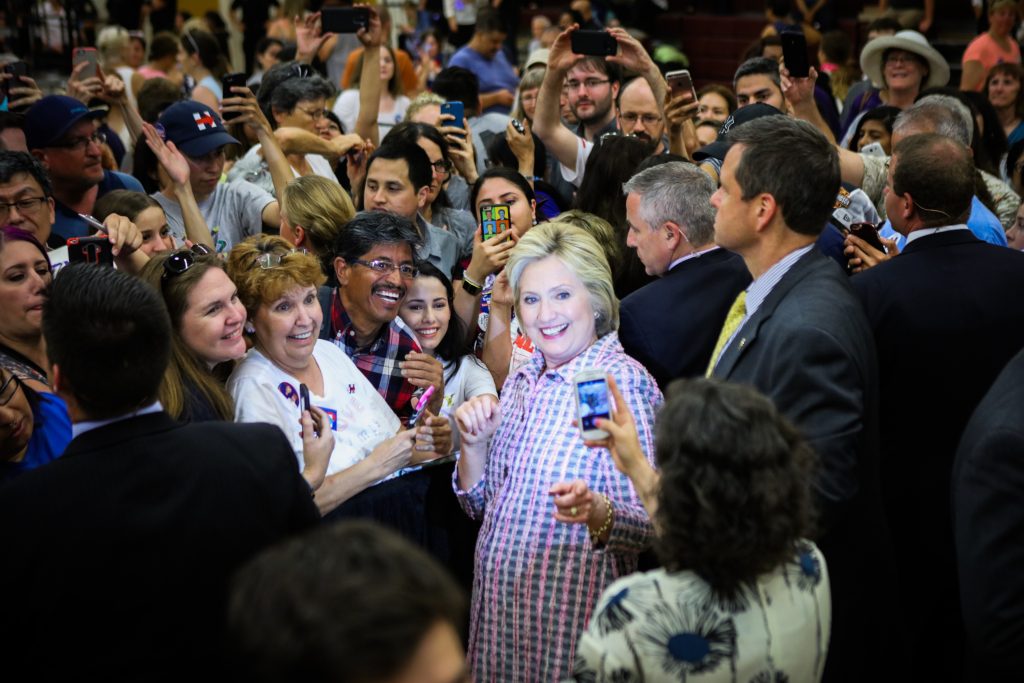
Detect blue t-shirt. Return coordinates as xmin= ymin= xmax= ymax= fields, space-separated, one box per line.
xmin=448 ymin=46 xmax=519 ymax=115
xmin=50 ymin=170 xmax=146 ymax=244
xmin=0 ymin=392 xmax=73 ymax=482
xmin=879 ymin=196 xmax=1009 ymax=250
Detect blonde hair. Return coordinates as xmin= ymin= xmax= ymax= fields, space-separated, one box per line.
xmin=281 ymin=175 xmax=355 ymax=269
xmin=404 ymin=92 xmax=445 ymax=122
xmin=511 ymin=67 xmax=545 ymax=121
xmin=506 ymin=221 xmax=619 ymax=337
xmin=227 ymin=235 xmax=327 ymax=322
xmin=97 ymin=25 xmax=131 ymax=68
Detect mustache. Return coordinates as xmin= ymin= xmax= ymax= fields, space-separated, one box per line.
xmin=372 ymin=282 xmax=406 ymax=297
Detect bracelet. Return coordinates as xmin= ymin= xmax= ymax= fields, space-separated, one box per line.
xmin=589 ymin=493 xmax=614 ymax=545
xmin=462 ymin=274 xmax=483 ymax=296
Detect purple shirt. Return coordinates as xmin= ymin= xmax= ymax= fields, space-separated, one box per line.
xmin=448 ymin=45 xmax=519 ymax=115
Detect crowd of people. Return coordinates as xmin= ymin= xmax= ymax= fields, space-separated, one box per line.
xmin=1 ymin=2 xmax=1023 ymax=682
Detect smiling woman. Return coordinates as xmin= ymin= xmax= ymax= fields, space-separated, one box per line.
xmin=0 ymin=227 xmax=56 ymax=391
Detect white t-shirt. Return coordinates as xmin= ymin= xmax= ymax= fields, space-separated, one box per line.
xmin=227 ymin=340 xmax=401 ymax=477
xmin=559 ymin=135 xmax=592 ymax=188
xmin=152 ymin=180 xmax=275 ymax=254
xmin=332 ymin=89 xmax=411 ymax=142
xmin=439 ymin=354 xmax=496 ymax=452
xmin=226 ymin=144 xmax=339 ymax=198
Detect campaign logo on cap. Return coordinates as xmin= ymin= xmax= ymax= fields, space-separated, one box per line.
xmin=193 ymin=111 xmax=217 ymax=131
xmin=157 ymin=100 xmax=239 ymax=158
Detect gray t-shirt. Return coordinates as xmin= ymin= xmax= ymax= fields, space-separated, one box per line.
xmin=153 ymin=181 xmax=275 ymax=254
xmin=417 ymin=213 xmax=462 ymax=279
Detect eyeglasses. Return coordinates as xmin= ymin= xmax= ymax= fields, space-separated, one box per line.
xmin=0 ymin=372 xmax=21 ymax=407
xmin=52 ymin=131 xmax=106 ymax=151
xmin=351 ymin=258 xmax=418 ymax=279
xmin=430 ymin=158 xmax=453 ymax=176
xmin=566 ymin=78 xmax=610 ymax=91
xmin=0 ymin=196 xmax=47 ymax=218
xmin=296 ymin=107 xmax=325 ymax=121
xmin=884 ymin=52 xmax=920 ymax=66
xmin=254 ymin=247 xmax=308 ymax=270
xmin=619 ymin=113 xmax=663 ymax=125
xmin=162 ymin=243 xmax=213 ymax=280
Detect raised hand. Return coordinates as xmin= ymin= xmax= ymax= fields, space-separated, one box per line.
xmin=454 ymin=394 xmax=501 ymax=448
xmin=142 ymin=122 xmax=190 ymax=187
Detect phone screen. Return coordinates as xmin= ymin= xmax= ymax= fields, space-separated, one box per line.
xmin=480 ymin=204 xmax=510 ymax=240
xmin=577 ymin=379 xmax=610 ymax=432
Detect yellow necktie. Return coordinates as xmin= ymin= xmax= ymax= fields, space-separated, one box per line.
xmin=706 ymin=291 xmax=747 ymax=377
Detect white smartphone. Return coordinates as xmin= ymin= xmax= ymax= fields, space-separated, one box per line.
xmin=574 ymin=369 xmax=611 ymax=440
xmin=860 ymin=141 xmax=886 ymax=157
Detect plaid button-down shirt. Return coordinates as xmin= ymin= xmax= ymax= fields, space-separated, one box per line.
xmin=329 ymin=289 xmax=421 ymax=423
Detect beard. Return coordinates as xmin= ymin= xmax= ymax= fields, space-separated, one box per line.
xmin=572 ymin=96 xmax=612 ymax=127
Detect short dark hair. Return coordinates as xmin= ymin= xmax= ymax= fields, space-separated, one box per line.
xmin=847 ymin=105 xmax=900 ymax=152
xmin=655 ymin=378 xmax=816 ymax=598
xmin=570 ymin=55 xmax=622 ymax=85
xmin=137 ymin=77 xmax=184 ymax=124
xmin=432 ymin=67 xmax=480 ymax=116
xmin=892 ymin=133 xmax=974 ymax=228
xmin=43 ymin=264 xmax=171 ymax=419
xmin=254 ymin=36 xmax=284 ymax=57
xmin=331 ymin=210 xmax=422 ymax=263
xmin=475 ymin=7 xmax=505 ymax=34
xmin=727 ymin=116 xmax=839 ymax=236
xmin=228 ymin=520 xmax=466 ymax=683
xmin=259 ymin=64 xmax=335 ymax=128
xmin=866 ymin=16 xmax=903 ymax=35
xmin=0 ymin=151 xmax=52 ymax=196
xmin=469 ymin=166 xmax=536 ymax=212
xmin=366 ymin=140 xmax=433 ymax=193
xmin=149 ymin=31 xmax=181 ymax=61
xmin=93 ymin=189 xmax=160 ymax=222
xmin=733 ymin=56 xmax=781 ymax=92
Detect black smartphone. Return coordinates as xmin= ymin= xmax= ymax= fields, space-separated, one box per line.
xmin=221 ymin=72 xmax=247 ymax=121
xmin=440 ymin=101 xmax=464 ymax=137
xmin=321 ymin=7 xmax=371 ymax=33
xmin=511 ymin=118 xmax=526 ymax=134
xmin=2 ymin=61 xmax=28 ymax=106
xmin=480 ymin=204 xmax=510 ymax=240
xmin=848 ymin=222 xmax=886 ymax=252
xmin=67 ymin=236 xmax=114 ymax=267
xmin=665 ymin=69 xmax=696 ymax=103
xmin=299 ymin=383 xmax=311 ymax=413
xmin=780 ymin=31 xmax=810 ymax=78
xmin=571 ymin=30 xmax=617 ymax=57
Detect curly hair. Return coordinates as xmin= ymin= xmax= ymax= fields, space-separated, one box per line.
xmin=654 ymin=378 xmax=817 ymax=599
xmin=226 ymin=235 xmax=326 ymax=321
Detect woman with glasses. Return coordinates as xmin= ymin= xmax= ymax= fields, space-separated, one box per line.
xmin=139 ymin=245 xmax=247 ymax=423
xmin=0 ymin=368 xmax=72 ymax=482
xmin=225 ymin=235 xmax=420 ymax=512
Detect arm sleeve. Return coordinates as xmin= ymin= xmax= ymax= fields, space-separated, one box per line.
xmin=228 ymin=179 xmax=277 ymax=237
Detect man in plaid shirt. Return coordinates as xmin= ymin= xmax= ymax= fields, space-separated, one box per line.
xmin=320 ymin=211 xmax=446 ymax=426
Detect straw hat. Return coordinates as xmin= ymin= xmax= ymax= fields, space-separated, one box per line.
xmin=860 ymin=30 xmax=950 ymax=90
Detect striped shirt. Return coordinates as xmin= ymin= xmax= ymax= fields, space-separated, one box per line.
xmin=454 ymin=332 xmax=662 ymax=682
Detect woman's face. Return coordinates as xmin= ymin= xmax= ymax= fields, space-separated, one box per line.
xmin=178 ymin=267 xmax=248 ymax=368
xmin=988 ymin=71 xmax=1021 ymax=110
xmin=475 ymin=177 xmax=536 ymax=238
xmin=883 ymin=50 xmax=927 ymax=92
xmin=518 ymin=256 xmax=597 ymax=369
xmin=0 ymin=240 xmax=51 ymax=341
xmin=126 ymin=38 xmax=146 ymax=68
xmin=0 ymin=372 xmax=33 ymax=462
xmin=520 ymin=87 xmax=539 ymax=122
xmin=696 ymin=123 xmax=719 ymax=146
xmin=990 ymin=7 xmax=1016 ymax=37
xmin=252 ymin=283 xmax=321 ymax=374
xmin=380 ymin=49 xmax=395 ymax=84
xmin=417 ymin=137 xmax=447 ymax=206
xmin=423 ymin=34 xmax=439 ymax=58
xmin=279 ymin=97 xmax=328 ymax=136
xmin=857 ymin=119 xmax=893 ymax=154
xmin=697 ymin=91 xmax=730 ymax=122
xmin=399 ymin=275 xmax=450 ymax=353
xmin=134 ymin=206 xmax=175 ymax=257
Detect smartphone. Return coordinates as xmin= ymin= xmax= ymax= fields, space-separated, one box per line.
xmin=72 ymin=47 xmax=99 ymax=80
xmin=480 ymin=204 xmax=510 ymax=240
xmin=321 ymin=7 xmax=371 ymax=33
xmin=847 ymin=222 xmax=886 ymax=252
xmin=571 ymin=30 xmax=617 ymax=57
xmin=440 ymin=100 xmax=464 ymax=128
xmin=574 ymin=370 xmax=611 ymax=440
xmin=780 ymin=31 xmax=810 ymax=78
xmin=511 ymin=118 xmax=526 ymax=135
xmin=1 ymin=61 xmax=28 ymax=106
xmin=299 ymin=383 xmax=311 ymax=413
xmin=665 ymin=69 xmax=696 ymax=103
xmin=220 ymin=72 xmax=247 ymax=121
xmin=860 ymin=141 xmax=886 ymax=157
xmin=67 ymin=236 xmax=114 ymax=267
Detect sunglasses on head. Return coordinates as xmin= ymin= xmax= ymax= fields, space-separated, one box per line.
xmin=162 ymin=243 xmax=214 ymax=280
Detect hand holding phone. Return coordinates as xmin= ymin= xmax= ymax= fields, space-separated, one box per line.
xmin=480 ymin=204 xmax=511 ymax=240
xmin=575 ymin=369 xmax=611 ymax=440
xmin=221 ymin=72 xmax=247 ymax=121
xmin=72 ymin=47 xmax=99 ymax=81
xmin=321 ymin=7 xmax=371 ymax=33
xmin=780 ymin=31 xmax=810 ymax=79
xmin=67 ymin=236 xmax=114 ymax=267
xmin=665 ymin=69 xmax=697 ymax=104
xmin=440 ymin=101 xmax=465 ymax=137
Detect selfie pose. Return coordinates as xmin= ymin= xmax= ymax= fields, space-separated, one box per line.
xmin=453 ymin=221 xmax=661 ymax=682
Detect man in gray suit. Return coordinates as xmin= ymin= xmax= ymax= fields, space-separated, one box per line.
xmin=708 ymin=115 xmax=894 ymax=681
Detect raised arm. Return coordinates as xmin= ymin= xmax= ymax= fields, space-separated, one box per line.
xmin=142 ymin=122 xmax=215 ymax=248
xmin=222 ymin=85 xmax=292 ymax=213
xmin=355 ymin=7 xmax=385 ymax=147
xmin=532 ymin=24 xmax=586 ymax=173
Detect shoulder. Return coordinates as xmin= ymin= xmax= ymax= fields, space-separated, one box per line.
xmin=104 ymin=170 xmax=145 ymax=192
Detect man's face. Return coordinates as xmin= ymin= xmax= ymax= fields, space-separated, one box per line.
xmin=566 ymin=63 xmax=618 ymax=126
xmin=625 ymin=192 xmax=674 ymax=276
xmin=186 ymin=147 xmax=227 ymax=200
xmin=618 ymin=79 xmax=664 ymax=144
xmin=0 ymin=172 xmax=54 ymax=244
xmin=478 ymin=30 xmax=506 ymax=59
xmin=364 ymin=157 xmax=428 ymax=222
xmin=710 ymin=144 xmax=758 ymax=254
xmin=735 ymin=74 xmax=784 ymax=110
xmin=36 ymin=119 xmax=104 ymax=191
xmin=384 ymin=620 xmax=469 ymax=683
xmin=336 ymin=242 xmax=416 ymax=328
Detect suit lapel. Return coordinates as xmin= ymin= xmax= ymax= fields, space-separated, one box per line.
xmin=714 ymin=249 xmax=824 ymax=378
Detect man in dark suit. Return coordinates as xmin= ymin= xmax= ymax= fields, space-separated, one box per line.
xmin=0 ymin=265 xmax=319 ymax=679
xmin=619 ymin=161 xmax=751 ymax=389
xmin=851 ymin=134 xmax=1024 ymax=679
xmin=953 ymin=347 xmax=1024 ymax=681
xmin=708 ymin=115 xmax=889 ymax=681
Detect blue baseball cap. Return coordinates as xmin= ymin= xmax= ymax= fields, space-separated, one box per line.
xmin=157 ymin=100 xmax=239 ymax=157
xmin=692 ymin=103 xmax=785 ymax=163
xmin=24 ymin=95 xmax=106 ymax=150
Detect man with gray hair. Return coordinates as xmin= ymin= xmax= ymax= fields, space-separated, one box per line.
xmin=618 ymin=161 xmax=750 ymax=388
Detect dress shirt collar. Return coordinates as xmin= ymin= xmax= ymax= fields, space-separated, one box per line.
xmin=72 ymin=401 xmax=164 ymax=440
xmin=744 ymin=243 xmax=815 ymax=320
xmin=904 ymin=224 xmax=970 ymax=246
xmin=668 ymin=245 xmax=721 ymax=272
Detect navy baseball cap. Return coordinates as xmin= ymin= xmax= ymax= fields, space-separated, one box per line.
xmin=157 ymin=100 xmax=239 ymax=157
xmin=692 ymin=103 xmax=786 ymax=163
xmin=24 ymin=95 xmax=106 ymax=150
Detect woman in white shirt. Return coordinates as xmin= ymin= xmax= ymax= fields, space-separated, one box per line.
xmin=333 ymin=46 xmax=410 ymax=143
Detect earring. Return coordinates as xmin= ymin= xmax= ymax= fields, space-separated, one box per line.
xmin=593 ymin=311 xmax=600 ymax=319
xmin=244 ymin=322 xmax=255 ymax=334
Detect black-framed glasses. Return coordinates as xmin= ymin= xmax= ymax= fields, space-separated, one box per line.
xmin=0 ymin=196 xmax=47 ymax=218
xmin=162 ymin=243 xmax=213 ymax=280
xmin=253 ymin=247 xmax=308 ymax=270
xmin=0 ymin=372 xmax=20 ymax=407
xmin=430 ymin=158 xmax=453 ymax=176
xmin=52 ymin=131 xmax=106 ymax=151
xmin=565 ymin=78 xmax=610 ymax=91
xmin=351 ymin=258 xmax=417 ymax=279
